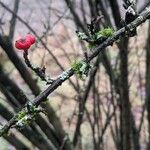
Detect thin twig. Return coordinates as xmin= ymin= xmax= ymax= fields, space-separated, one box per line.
xmin=23 ymin=51 xmax=54 ymax=84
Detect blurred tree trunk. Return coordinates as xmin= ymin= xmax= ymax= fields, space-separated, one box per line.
xmin=9 ymin=0 xmax=20 ymax=41
xmin=146 ymin=21 xmax=150 ymax=150
xmin=119 ymin=38 xmax=131 ymax=150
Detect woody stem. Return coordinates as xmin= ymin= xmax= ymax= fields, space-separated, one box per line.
xmin=23 ymin=50 xmax=54 ymax=84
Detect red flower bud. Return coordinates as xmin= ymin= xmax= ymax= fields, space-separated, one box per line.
xmin=15 ymin=34 xmax=36 ymax=50
xmin=15 ymin=38 xmax=31 ymax=50
xmin=26 ymin=34 xmax=36 ymax=45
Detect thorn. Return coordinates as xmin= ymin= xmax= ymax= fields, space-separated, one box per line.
xmin=41 ymin=66 xmax=46 ymax=73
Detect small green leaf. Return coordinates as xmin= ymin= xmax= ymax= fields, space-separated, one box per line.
xmin=96 ymin=27 xmax=114 ymax=38
xmin=17 ymin=110 xmax=26 ymax=120
xmin=71 ymin=60 xmax=91 ymax=79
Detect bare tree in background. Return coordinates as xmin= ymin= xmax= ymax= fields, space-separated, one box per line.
xmin=0 ymin=0 xmax=150 ymax=150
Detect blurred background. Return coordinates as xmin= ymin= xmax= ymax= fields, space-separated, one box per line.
xmin=0 ymin=0 xmax=150 ymax=150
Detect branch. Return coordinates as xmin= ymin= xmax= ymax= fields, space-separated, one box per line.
xmin=23 ymin=51 xmax=54 ymax=84
xmin=9 ymin=0 xmax=20 ymax=40
xmin=0 ymin=6 xmax=150 ymax=136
